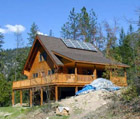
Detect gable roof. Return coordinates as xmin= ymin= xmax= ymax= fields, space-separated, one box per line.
xmin=23 ymin=34 xmax=129 ymax=71
xmin=37 ymin=35 xmax=129 ymax=68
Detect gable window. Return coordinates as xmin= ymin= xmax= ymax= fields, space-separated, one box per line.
xmin=33 ymin=73 xmax=38 ymax=78
xmin=39 ymin=51 xmax=47 ymax=62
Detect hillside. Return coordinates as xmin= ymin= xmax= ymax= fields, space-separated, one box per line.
xmin=0 ymin=89 xmax=139 ymax=119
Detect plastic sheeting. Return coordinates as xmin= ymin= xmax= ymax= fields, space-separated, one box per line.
xmin=76 ymin=78 xmax=120 ymax=95
xmin=76 ymin=85 xmax=95 ymax=95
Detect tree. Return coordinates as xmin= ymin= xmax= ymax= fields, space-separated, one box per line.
xmin=0 ymin=32 xmax=4 ymax=73
xmin=79 ymin=7 xmax=90 ymax=42
xmin=104 ymin=20 xmax=119 ymax=58
xmin=88 ymin=9 xmax=97 ymax=43
xmin=119 ymin=27 xmax=125 ymax=46
xmin=61 ymin=7 xmax=98 ymax=43
xmin=61 ymin=8 xmax=79 ymax=40
xmin=28 ymin=22 xmax=39 ymax=46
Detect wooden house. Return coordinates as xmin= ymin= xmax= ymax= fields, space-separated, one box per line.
xmin=12 ymin=35 xmax=129 ymax=107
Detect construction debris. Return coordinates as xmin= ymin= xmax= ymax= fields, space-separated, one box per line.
xmin=56 ymin=106 xmax=70 ymax=116
xmin=76 ymin=78 xmax=120 ymax=95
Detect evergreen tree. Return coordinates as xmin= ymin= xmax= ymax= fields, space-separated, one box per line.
xmin=119 ymin=27 xmax=125 ymax=46
xmin=61 ymin=8 xmax=79 ymax=40
xmin=79 ymin=7 xmax=90 ymax=42
xmin=88 ymin=9 xmax=97 ymax=43
xmin=0 ymin=32 xmax=4 ymax=72
xmin=27 ymin=22 xmax=39 ymax=46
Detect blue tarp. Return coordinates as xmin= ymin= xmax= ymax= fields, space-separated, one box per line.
xmin=76 ymin=85 xmax=96 ymax=95
xmin=76 ymin=78 xmax=120 ymax=95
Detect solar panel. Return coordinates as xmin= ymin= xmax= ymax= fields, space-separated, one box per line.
xmin=61 ymin=39 xmax=97 ymax=52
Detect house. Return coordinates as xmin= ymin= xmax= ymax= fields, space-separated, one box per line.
xmin=12 ymin=35 xmax=129 ymax=107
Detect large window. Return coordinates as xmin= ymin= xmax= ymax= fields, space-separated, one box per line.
xmin=39 ymin=51 xmax=47 ymax=62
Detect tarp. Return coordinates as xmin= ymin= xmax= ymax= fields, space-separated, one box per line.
xmin=76 ymin=78 xmax=120 ymax=95
xmin=76 ymin=85 xmax=95 ymax=95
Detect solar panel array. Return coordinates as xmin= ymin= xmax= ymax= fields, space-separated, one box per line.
xmin=61 ymin=39 xmax=97 ymax=52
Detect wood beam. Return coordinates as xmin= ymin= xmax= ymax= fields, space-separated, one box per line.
xmin=20 ymin=90 xmax=22 ymax=106
xmin=40 ymin=88 xmax=43 ymax=106
xmin=93 ymin=66 xmax=97 ymax=80
xmin=30 ymin=89 xmax=33 ymax=107
xmin=75 ymin=86 xmax=78 ymax=93
xmin=55 ymin=86 xmax=58 ymax=101
xmin=75 ymin=63 xmax=77 ymax=81
xmin=12 ymin=90 xmax=15 ymax=106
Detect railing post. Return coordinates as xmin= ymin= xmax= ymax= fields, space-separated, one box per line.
xmin=75 ymin=63 xmax=77 ymax=82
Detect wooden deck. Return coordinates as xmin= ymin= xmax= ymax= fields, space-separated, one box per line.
xmin=13 ymin=74 xmax=94 ymax=89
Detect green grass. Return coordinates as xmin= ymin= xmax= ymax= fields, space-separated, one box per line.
xmin=0 ymin=106 xmax=31 ymax=119
xmin=49 ymin=115 xmax=69 ymax=119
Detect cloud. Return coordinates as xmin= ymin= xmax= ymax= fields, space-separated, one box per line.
xmin=0 ymin=24 xmax=25 ymax=34
xmin=37 ymin=31 xmax=47 ymax=36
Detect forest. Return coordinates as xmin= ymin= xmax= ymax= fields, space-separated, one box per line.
xmin=0 ymin=7 xmax=140 ymax=107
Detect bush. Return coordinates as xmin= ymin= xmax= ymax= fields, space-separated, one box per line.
xmin=121 ymin=85 xmax=138 ymax=102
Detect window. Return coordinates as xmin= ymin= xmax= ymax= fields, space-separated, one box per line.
xmin=68 ymin=68 xmax=75 ymax=74
xmin=33 ymin=73 xmax=38 ymax=78
xmin=39 ymin=52 xmax=47 ymax=62
xmin=48 ymin=69 xmax=55 ymax=75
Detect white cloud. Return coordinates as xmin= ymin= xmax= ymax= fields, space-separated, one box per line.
xmin=0 ymin=24 xmax=25 ymax=34
xmin=37 ymin=31 xmax=47 ymax=36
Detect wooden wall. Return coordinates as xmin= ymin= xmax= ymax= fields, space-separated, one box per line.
xmin=27 ymin=47 xmax=54 ymax=79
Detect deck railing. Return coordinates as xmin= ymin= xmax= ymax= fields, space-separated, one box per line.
xmin=12 ymin=74 xmax=93 ymax=89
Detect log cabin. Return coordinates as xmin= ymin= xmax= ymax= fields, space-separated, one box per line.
xmin=12 ymin=34 xmax=129 ymax=107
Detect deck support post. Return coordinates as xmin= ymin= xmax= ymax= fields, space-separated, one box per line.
xmin=93 ymin=66 xmax=97 ymax=80
xmin=20 ymin=90 xmax=22 ymax=106
xmin=75 ymin=63 xmax=77 ymax=81
xmin=40 ymin=87 xmax=43 ymax=106
xmin=12 ymin=90 xmax=15 ymax=106
xmin=55 ymin=86 xmax=58 ymax=101
xmin=30 ymin=89 xmax=33 ymax=107
xmin=75 ymin=86 xmax=78 ymax=93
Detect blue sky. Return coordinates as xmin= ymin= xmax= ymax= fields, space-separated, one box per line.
xmin=0 ymin=0 xmax=140 ymax=49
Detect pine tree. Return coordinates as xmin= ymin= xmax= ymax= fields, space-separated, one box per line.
xmin=88 ymin=9 xmax=97 ymax=43
xmin=79 ymin=7 xmax=90 ymax=42
xmin=119 ymin=27 xmax=125 ymax=46
xmin=0 ymin=32 xmax=4 ymax=72
xmin=27 ymin=22 xmax=39 ymax=46
xmin=61 ymin=8 xmax=79 ymax=40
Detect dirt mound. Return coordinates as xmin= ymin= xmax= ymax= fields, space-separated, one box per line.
xmin=58 ymin=90 xmax=115 ymax=118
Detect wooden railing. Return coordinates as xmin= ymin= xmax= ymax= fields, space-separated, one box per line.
xmin=77 ymin=74 xmax=93 ymax=83
xmin=110 ymin=76 xmax=127 ymax=86
xmin=12 ymin=74 xmax=93 ymax=89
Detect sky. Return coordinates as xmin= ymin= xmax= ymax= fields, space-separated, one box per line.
xmin=0 ymin=0 xmax=140 ymax=49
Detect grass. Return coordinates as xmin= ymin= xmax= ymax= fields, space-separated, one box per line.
xmin=0 ymin=106 xmax=30 ymax=119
